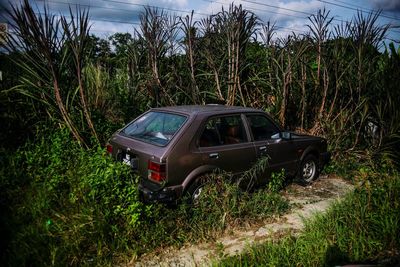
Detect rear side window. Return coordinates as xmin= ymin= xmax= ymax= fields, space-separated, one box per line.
xmin=199 ymin=115 xmax=247 ymax=147
xmin=247 ymin=115 xmax=279 ymax=141
xmin=122 ymin=111 xmax=187 ymax=146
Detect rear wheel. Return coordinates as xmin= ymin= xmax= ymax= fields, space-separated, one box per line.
xmin=186 ymin=175 xmax=208 ymax=205
xmin=298 ymin=154 xmax=319 ymax=184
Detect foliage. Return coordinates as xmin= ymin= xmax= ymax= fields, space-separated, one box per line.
xmin=1 ymin=1 xmax=400 ymax=266
xmin=217 ymin=168 xmax=400 ymax=266
xmin=0 ymin=127 xmax=144 ymax=265
xmin=189 ymin=171 xmax=289 ymax=233
xmin=0 ymin=127 xmax=288 ymax=266
xmin=2 ymin=1 xmax=399 ymax=165
xmin=268 ymin=169 xmax=286 ymax=193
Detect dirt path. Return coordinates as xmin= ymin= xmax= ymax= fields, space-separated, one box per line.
xmin=130 ymin=174 xmax=353 ymax=267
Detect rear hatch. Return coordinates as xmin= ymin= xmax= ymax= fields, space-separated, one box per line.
xmin=108 ymin=134 xmax=167 ymax=186
xmin=107 ymin=110 xmax=189 ymax=188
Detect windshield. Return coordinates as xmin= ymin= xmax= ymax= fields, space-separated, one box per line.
xmin=122 ymin=111 xmax=187 ymax=146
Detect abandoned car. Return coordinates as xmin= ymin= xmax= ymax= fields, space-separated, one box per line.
xmin=106 ymin=105 xmax=330 ymax=203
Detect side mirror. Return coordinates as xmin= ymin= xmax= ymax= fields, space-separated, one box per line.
xmin=280 ymin=131 xmax=292 ymax=140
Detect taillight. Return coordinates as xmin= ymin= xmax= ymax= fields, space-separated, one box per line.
xmin=148 ymin=160 xmax=166 ymax=182
xmin=106 ymin=144 xmax=113 ymax=155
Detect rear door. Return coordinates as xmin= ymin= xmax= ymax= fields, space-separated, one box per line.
xmin=198 ymin=114 xmax=257 ymax=175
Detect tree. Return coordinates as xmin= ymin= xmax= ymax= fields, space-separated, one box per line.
xmin=5 ymin=0 xmax=85 ymax=144
xmin=215 ymin=4 xmax=258 ymax=106
xmin=180 ymin=11 xmax=200 ymax=103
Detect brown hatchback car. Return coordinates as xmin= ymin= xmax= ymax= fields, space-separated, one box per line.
xmin=107 ymin=105 xmax=330 ymax=203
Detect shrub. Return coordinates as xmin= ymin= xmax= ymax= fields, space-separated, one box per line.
xmin=0 ymin=127 xmax=145 ymax=265
xmin=188 ymin=172 xmax=289 ymax=236
xmin=0 ymin=127 xmax=290 ymax=266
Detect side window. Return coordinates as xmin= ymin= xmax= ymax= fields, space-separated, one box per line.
xmin=247 ymin=115 xmax=280 ymax=141
xmin=199 ymin=115 xmax=247 ymax=147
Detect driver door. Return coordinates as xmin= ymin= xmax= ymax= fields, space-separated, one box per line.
xmin=246 ymin=114 xmax=298 ymax=182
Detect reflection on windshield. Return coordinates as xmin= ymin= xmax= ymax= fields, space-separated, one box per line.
xmin=122 ymin=112 xmax=187 ymax=146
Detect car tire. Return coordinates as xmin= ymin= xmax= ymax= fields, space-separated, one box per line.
xmin=298 ymin=154 xmax=319 ymax=185
xmin=186 ymin=175 xmax=208 ymax=205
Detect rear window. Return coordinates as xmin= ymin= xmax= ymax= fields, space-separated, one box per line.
xmin=122 ymin=111 xmax=187 ymax=146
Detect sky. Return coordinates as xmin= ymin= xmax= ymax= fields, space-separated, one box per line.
xmin=1 ymin=0 xmax=399 ymax=46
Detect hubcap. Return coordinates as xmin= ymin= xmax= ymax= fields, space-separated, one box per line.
xmin=192 ymin=186 xmax=203 ymax=203
xmin=302 ymin=160 xmax=316 ymax=182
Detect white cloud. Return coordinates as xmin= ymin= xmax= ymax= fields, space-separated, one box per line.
xmin=4 ymin=0 xmax=395 ymax=41
xmin=160 ymin=0 xmax=188 ymax=8
xmin=195 ymin=0 xmax=325 ymax=39
xmin=274 ymin=0 xmax=323 ymax=20
xmin=90 ymin=20 xmax=136 ymax=37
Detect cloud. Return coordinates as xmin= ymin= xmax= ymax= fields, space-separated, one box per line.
xmin=369 ymin=0 xmax=400 ymax=13
xmin=82 ymin=0 xmax=191 ymax=37
xmin=160 ymin=0 xmax=188 ymax=9
xmin=196 ymin=0 xmax=325 ymax=39
xmin=90 ymin=20 xmax=135 ymax=37
xmin=273 ymin=0 xmax=323 ymax=20
xmin=3 ymin=0 xmax=396 ymax=42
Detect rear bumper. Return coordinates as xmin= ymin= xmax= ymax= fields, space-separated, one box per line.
xmin=138 ymin=181 xmax=181 ymax=204
xmin=320 ymin=151 xmax=331 ymax=167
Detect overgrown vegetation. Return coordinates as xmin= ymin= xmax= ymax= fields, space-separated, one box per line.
xmin=217 ymin=167 xmax=400 ymax=266
xmin=2 ymin=0 xmax=399 ymax=155
xmin=0 ymin=128 xmax=142 ymax=265
xmin=0 ymin=128 xmax=288 ymax=265
xmin=1 ymin=0 xmax=399 ymax=265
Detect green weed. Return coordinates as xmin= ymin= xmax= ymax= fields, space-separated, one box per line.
xmin=216 ymin=170 xmax=400 ymax=267
xmin=268 ymin=169 xmax=286 ymax=193
xmin=0 ymin=127 xmax=289 ymax=266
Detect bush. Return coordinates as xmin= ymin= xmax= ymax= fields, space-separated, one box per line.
xmin=0 ymin=127 xmax=289 ymax=266
xmin=0 ymin=127 xmax=145 ymax=265
xmin=195 ymin=172 xmax=288 ymax=223
xmin=119 ymin=171 xmax=289 ymax=253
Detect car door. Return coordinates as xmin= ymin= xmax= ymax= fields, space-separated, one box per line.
xmin=198 ymin=114 xmax=257 ymax=175
xmin=246 ymin=114 xmax=299 ymax=181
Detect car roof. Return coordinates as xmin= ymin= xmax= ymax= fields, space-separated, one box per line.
xmin=152 ymin=105 xmax=262 ymax=116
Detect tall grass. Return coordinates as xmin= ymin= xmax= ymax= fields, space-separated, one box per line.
xmin=217 ymin=169 xmax=400 ymax=266
xmin=0 ymin=127 xmax=289 ymax=266
xmin=3 ymin=1 xmax=399 ymax=163
xmin=0 ymin=127 xmax=143 ymax=265
xmin=1 ymin=1 xmax=399 ymax=265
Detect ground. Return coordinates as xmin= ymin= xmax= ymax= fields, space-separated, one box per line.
xmin=129 ymin=174 xmax=353 ymax=267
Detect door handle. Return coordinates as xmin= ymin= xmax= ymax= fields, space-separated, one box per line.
xmin=259 ymin=146 xmax=267 ymax=151
xmin=209 ymin=153 xmax=219 ymax=159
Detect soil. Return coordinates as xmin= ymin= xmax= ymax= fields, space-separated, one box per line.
xmin=128 ymin=174 xmax=354 ymax=267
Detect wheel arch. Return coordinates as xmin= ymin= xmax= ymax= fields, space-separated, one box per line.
xmin=300 ymin=146 xmax=320 ymax=164
xmin=181 ymin=165 xmax=218 ymax=193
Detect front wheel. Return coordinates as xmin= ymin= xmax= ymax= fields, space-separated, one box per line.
xmin=298 ymin=154 xmax=319 ymax=185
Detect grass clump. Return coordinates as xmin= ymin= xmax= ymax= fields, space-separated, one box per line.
xmin=0 ymin=127 xmax=145 ymax=266
xmin=0 ymin=127 xmax=289 ymax=266
xmin=216 ymin=168 xmax=400 ymax=267
xmin=188 ymin=172 xmax=289 ymax=236
xmin=122 ymin=165 xmax=290 ymax=252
